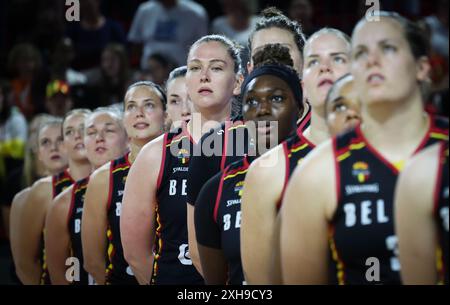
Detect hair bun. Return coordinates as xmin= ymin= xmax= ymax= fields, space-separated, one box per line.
xmin=253 ymin=43 xmax=294 ymax=69
xmin=261 ymin=7 xmax=285 ymax=18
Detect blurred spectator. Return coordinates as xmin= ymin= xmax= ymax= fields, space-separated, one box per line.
xmin=135 ymin=53 xmax=177 ymax=87
xmin=287 ymin=0 xmax=319 ymax=37
xmin=7 ymin=43 xmax=48 ymax=121
xmin=32 ymin=0 xmax=66 ymax=63
xmin=0 ymin=80 xmax=27 ymax=190
xmin=0 ymin=80 xmax=27 ymax=241
xmin=66 ymin=0 xmax=126 ymax=70
xmin=128 ymin=0 xmax=209 ymax=68
xmin=50 ymin=38 xmax=87 ymax=86
xmin=85 ymin=43 xmax=132 ymax=107
xmin=211 ymin=0 xmax=259 ymax=66
xmin=44 ymin=79 xmax=73 ymax=117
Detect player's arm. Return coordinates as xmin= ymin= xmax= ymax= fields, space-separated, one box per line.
xmin=240 ymin=147 xmax=285 ymax=284
xmin=395 ymin=143 xmax=441 ymax=285
xmin=82 ymin=164 xmax=110 ymax=285
xmin=280 ymin=141 xmax=336 ymax=284
xmin=45 ymin=187 xmax=73 ymax=285
xmin=195 ymin=174 xmax=227 ymax=284
xmin=121 ymin=135 xmax=163 ymax=285
xmin=15 ymin=179 xmax=51 ymax=284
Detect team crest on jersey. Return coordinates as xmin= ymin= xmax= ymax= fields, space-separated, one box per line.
xmin=234 ymin=180 xmax=244 ymax=197
xmin=352 ymin=161 xmax=370 ymax=183
xmin=177 ymin=148 xmax=190 ymax=164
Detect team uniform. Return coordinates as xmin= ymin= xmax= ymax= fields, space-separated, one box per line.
xmin=434 ymin=141 xmax=449 ymax=285
xmin=68 ymin=177 xmax=93 ymax=285
xmin=187 ymin=117 xmax=249 ymax=207
xmin=196 ymin=155 xmax=255 ymax=285
xmin=105 ymin=153 xmax=138 ymax=285
xmin=40 ymin=169 xmax=74 ymax=285
xmin=329 ymin=116 xmax=448 ymax=285
xmin=187 ymin=108 xmax=310 ymax=207
xmin=195 ymin=127 xmax=315 ymax=285
xmin=152 ymin=127 xmax=204 ymax=285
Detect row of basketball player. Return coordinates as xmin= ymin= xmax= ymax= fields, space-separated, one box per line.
xmin=10 ymin=8 xmax=448 ymax=285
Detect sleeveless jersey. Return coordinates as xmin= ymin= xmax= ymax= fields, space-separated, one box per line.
xmin=105 ymin=153 xmax=138 ymax=285
xmin=213 ymin=155 xmax=255 ymax=285
xmin=40 ymin=169 xmax=74 ymax=285
xmin=435 ymin=141 xmax=449 ymax=285
xmin=330 ymin=116 xmax=448 ymax=285
xmin=68 ymin=177 xmax=92 ymax=285
xmin=296 ymin=103 xmax=311 ymax=136
xmin=280 ymin=131 xmax=315 ymax=209
xmin=153 ymin=127 xmax=204 ymax=285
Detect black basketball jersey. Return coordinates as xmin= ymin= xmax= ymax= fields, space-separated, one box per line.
xmin=40 ymin=169 xmax=74 ymax=285
xmin=68 ymin=177 xmax=92 ymax=285
xmin=435 ymin=141 xmax=449 ymax=285
xmin=280 ymin=131 xmax=315 ymax=209
xmin=153 ymin=127 xmax=204 ymax=285
xmin=105 ymin=153 xmax=138 ymax=285
xmin=330 ymin=116 xmax=448 ymax=285
xmin=208 ymin=155 xmax=255 ymax=285
xmin=187 ymin=118 xmax=249 ymax=207
xmin=52 ymin=169 xmax=74 ymax=198
xmin=296 ymin=103 xmax=311 ymax=136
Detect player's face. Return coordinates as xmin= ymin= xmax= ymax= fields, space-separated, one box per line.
xmin=326 ymin=79 xmax=361 ymax=136
xmin=250 ymin=27 xmax=303 ymax=74
xmin=38 ymin=124 xmax=68 ymax=174
xmin=123 ymin=86 xmax=165 ymax=143
xmin=166 ymin=76 xmax=192 ymax=129
xmin=243 ymin=75 xmax=298 ymax=150
xmin=84 ymin=112 xmax=129 ymax=168
xmin=63 ymin=113 xmax=89 ymax=162
xmin=351 ymin=18 xmax=429 ymax=107
xmin=303 ymin=33 xmax=350 ymax=111
xmin=186 ymin=41 xmax=239 ymax=114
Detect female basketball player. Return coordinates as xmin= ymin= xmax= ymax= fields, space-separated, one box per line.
xmin=280 ymin=12 xmax=448 ymax=285
xmin=81 ymin=82 xmax=166 ymax=285
xmin=324 ymin=74 xmax=361 ymax=137
xmin=13 ymin=117 xmax=69 ymax=284
xmin=195 ymin=44 xmax=302 ymax=284
xmin=395 ymin=141 xmax=449 ymax=284
xmin=241 ymin=28 xmax=351 ymax=284
xmin=45 ymin=108 xmax=129 ymax=284
xmin=186 ymin=7 xmax=309 ymax=274
xmin=165 ymin=66 xmax=192 ymax=131
xmin=121 ymin=35 xmax=242 ymax=285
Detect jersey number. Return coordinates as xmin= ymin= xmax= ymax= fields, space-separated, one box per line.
xmin=178 ymin=244 xmax=192 ymax=265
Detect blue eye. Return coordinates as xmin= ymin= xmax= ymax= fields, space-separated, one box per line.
xmin=307 ymin=59 xmax=318 ymax=68
xmin=144 ymin=103 xmax=155 ymax=110
xmin=211 ymin=66 xmax=223 ymax=72
xmin=334 ymin=56 xmax=346 ymax=64
xmin=126 ymin=104 xmax=137 ymax=111
xmin=382 ymin=45 xmax=397 ymax=53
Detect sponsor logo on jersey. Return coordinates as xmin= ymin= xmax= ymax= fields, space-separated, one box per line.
xmin=226 ymin=199 xmax=241 ymax=207
xmin=345 ymin=183 xmax=380 ymax=195
xmin=173 ymin=167 xmax=189 ymax=174
xmin=352 ymin=161 xmax=370 ymax=183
